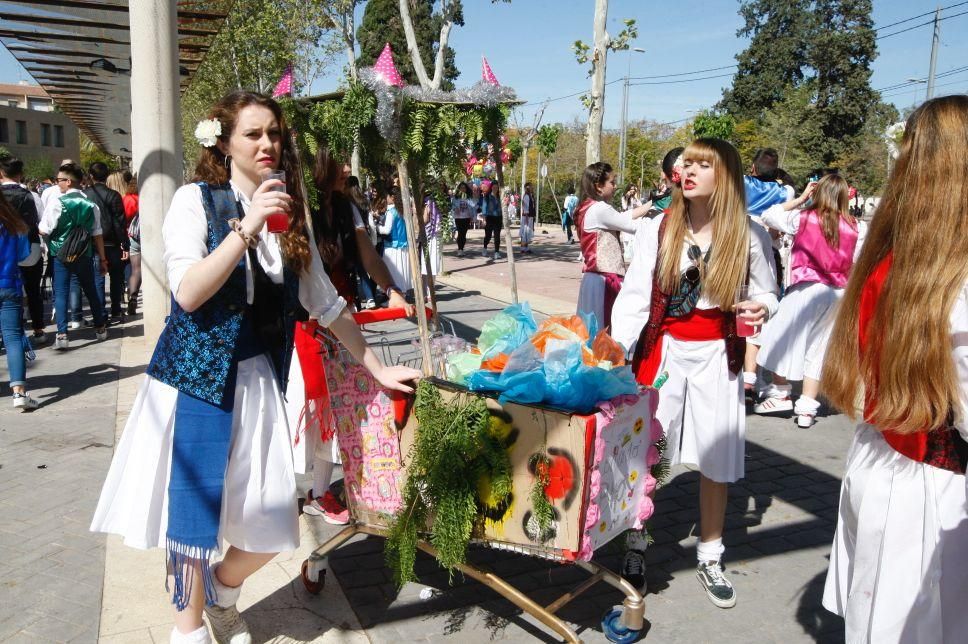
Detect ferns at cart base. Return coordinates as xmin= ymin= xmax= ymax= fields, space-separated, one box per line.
xmin=385 ymin=381 xmax=513 ymax=588
xmin=528 ymin=453 xmax=555 ymax=541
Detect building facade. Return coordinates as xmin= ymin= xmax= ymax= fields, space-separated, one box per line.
xmin=0 ymin=82 xmax=80 ymax=178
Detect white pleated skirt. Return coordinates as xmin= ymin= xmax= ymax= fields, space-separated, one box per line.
xmin=577 ymin=272 xmax=606 ymax=330
xmin=90 ymin=354 xmax=300 ymax=553
xmin=519 ymin=216 xmax=534 ymax=245
xmin=756 ymin=281 xmax=842 ymax=381
xmin=655 ymin=335 xmax=745 ymax=483
xmin=421 ymin=237 xmax=441 ymax=276
xmin=823 ymin=425 xmax=968 ymax=643
xmin=383 ymin=246 xmax=413 ymax=292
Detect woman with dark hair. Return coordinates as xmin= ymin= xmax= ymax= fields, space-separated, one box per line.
xmin=90 ymin=91 xmax=419 ymax=644
xmin=574 ymin=162 xmax=651 ymax=329
xmin=0 ymin=189 xmax=37 ymax=410
xmin=451 ymin=181 xmax=475 ymax=256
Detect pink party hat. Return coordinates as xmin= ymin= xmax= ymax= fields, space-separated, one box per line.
xmin=373 ymin=43 xmax=405 ymax=87
xmin=272 ymin=63 xmax=293 ymax=98
xmin=482 ymin=55 xmax=499 ymax=86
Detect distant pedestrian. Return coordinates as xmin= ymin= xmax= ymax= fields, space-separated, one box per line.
xmin=86 ymin=162 xmax=129 ymax=323
xmin=563 ymin=186 xmax=578 ymax=244
xmin=450 ymin=182 xmax=475 ymax=257
xmin=0 ymin=189 xmax=39 ymax=410
xmin=38 ymin=162 xmax=108 ymax=350
xmin=520 ymin=183 xmax=535 ymax=253
xmin=478 ymin=182 xmax=502 ymax=259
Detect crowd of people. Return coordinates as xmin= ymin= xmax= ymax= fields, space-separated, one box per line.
xmin=0 ymin=155 xmax=141 ymax=410
xmin=2 ymin=88 xmax=964 ymax=644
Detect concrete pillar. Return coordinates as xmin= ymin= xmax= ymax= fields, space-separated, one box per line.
xmin=128 ymin=0 xmax=183 ymax=344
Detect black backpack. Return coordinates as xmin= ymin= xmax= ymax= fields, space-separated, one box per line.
xmin=56 ymin=225 xmax=91 ymax=265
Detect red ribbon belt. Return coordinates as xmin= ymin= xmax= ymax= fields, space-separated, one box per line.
xmin=635 ymin=308 xmax=726 ymax=386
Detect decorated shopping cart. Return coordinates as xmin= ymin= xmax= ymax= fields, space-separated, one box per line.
xmin=299 ymin=308 xmax=661 ymax=643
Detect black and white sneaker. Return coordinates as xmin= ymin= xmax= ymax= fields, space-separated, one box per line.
xmin=696 ymin=560 xmax=736 ymax=608
xmin=621 ymin=549 xmax=647 ymax=593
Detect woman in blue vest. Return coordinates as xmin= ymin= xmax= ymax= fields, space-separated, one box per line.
xmin=0 ymin=190 xmax=38 ymax=410
xmin=90 ymin=91 xmax=420 ymax=644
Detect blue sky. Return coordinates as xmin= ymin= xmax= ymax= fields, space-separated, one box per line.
xmin=0 ymin=0 xmax=964 ymax=130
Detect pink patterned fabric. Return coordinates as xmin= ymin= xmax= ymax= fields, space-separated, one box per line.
xmin=323 ymin=359 xmax=405 ymax=515
xmin=789 ymin=210 xmax=859 ymax=288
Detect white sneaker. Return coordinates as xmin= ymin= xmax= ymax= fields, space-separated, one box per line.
xmin=68 ymin=320 xmax=81 ymax=330
xmin=54 ymin=334 xmax=69 ymax=350
xmin=482 ymin=249 xmax=491 ymax=258
xmin=796 ymin=413 xmax=816 ymax=428
xmin=204 ymin=603 xmax=252 ymax=644
xmin=493 ymin=251 xmax=502 ymax=260
xmin=95 ymin=326 xmax=108 ymax=341
xmin=12 ymin=393 xmax=38 ymax=412
xmin=457 ymin=249 xmax=464 ymax=258
xmin=753 ymin=396 xmax=793 ymax=415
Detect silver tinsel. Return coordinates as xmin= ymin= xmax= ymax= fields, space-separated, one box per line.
xmin=358 ymin=67 xmax=519 ymax=145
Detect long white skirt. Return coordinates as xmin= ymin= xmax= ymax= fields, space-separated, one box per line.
xmin=823 ymin=425 xmax=968 ymax=643
xmin=577 ymin=272 xmax=605 ymax=330
xmin=520 ymin=215 xmax=534 ymax=245
xmin=383 ymin=246 xmax=413 ymax=292
xmin=655 ymin=335 xmax=745 ymax=483
xmin=90 ymin=354 xmax=300 ymax=553
xmin=421 ymin=237 xmax=441 ymax=276
xmin=756 ymin=281 xmax=842 ymax=381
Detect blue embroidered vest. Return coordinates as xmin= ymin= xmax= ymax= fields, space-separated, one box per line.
xmin=146 ymin=183 xmax=300 ymax=406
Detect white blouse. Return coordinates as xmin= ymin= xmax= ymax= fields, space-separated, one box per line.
xmin=583 ymin=200 xmax=638 ymax=235
xmin=761 ymin=204 xmax=869 ymax=262
xmin=162 ymin=182 xmax=346 ymax=326
xmin=611 ymin=213 xmax=780 ymax=354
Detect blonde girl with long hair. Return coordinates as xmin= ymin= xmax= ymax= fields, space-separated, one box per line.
xmin=751 ymin=174 xmax=866 ymax=427
xmin=612 ymin=138 xmax=779 ymax=607
xmin=820 ymin=95 xmax=968 ymax=643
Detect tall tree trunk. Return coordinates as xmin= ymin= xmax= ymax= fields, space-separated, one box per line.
xmin=585 ymin=0 xmax=610 ymax=165
xmin=398 ymin=0 xmax=454 ymax=90
xmin=395 ymin=160 xmax=433 ymax=373
xmin=494 ymin=137 xmax=518 ymax=304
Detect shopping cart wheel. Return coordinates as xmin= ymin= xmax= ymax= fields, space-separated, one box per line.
xmin=300 ymin=559 xmax=326 ymax=595
xmin=601 ymin=606 xmax=641 ymax=643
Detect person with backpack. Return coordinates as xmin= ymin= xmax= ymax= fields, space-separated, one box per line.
xmin=0 ymin=189 xmax=39 ymax=410
xmin=38 ymin=162 xmax=108 ymax=350
xmin=85 ymin=162 xmax=129 ymax=323
xmin=0 ymin=156 xmax=46 ymax=343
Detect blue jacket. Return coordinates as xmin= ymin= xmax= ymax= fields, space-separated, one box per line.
xmin=385 ymin=206 xmax=408 ymax=249
xmin=146 ymin=183 xmax=300 ymax=406
xmin=744 ymin=176 xmax=789 ymax=216
xmin=0 ymin=226 xmax=30 ymax=290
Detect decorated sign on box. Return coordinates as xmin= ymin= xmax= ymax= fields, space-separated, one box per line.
xmin=578 ymin=390 xmax=661 ymax=559
xmin=324 ymin=360 xmax=405 ymax=516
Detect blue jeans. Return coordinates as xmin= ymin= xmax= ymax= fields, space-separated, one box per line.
xmin=0 ymin=288 xmax=26 ymax=387
xmin=53 ymin=256 xmax=105 ymax=334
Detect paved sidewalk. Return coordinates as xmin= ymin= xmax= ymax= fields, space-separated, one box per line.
xmin=0 ymin=239 xmax=851 ymax=642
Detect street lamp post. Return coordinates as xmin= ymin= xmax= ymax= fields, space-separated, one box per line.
xmin=907 ymin=77 xmax=927 ymax=110
xmin=618 ymin=47 xmax=646 ymax=188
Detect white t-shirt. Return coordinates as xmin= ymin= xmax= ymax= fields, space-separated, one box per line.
xmin=163 ymin=182 xmax=345 ymax=325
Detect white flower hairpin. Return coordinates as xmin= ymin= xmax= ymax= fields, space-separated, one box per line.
xmin=194 ymin=118 xmax=222 ymax=148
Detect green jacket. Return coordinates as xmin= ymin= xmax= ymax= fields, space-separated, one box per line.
xmin=47 ymin=192 xmax=96 ymax=258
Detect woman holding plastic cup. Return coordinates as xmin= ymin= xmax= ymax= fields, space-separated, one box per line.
xmin=612 ymin=138 xmax=778 ymax=608
xmin=90 ymin=90 xmax=419 ymax=644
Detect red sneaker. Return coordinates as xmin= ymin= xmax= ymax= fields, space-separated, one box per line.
xmin=303 ymin=489 xmax=350 ymax=525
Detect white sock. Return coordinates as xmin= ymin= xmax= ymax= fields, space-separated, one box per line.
xmin=170 ymin=625 xmax=211 ymax=644
xmin=697 ymin=537 xmax=725 ymax=564
xmin=312 ymin=454 xmax=335 ymax=499
xmin=742 ymin=371 xmax=757 ymax=386
xmin=763 ymin=383 xmax=792 ymax=399
xmin=626 ymin=529 xmax=650 ymax=552
xmin=211 ymin=563 xmax=242 ymax=608
xmin=794 ymin=395 xmax=821 ymax=415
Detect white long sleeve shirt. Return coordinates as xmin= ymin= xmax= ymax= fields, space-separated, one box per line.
xmin=760 ymin=204 xmax=869 ymax=263
xmin=162 ymin=182 xmax=345 ymax=325
xmin=611 ymin=214 xmax=780 ymax=354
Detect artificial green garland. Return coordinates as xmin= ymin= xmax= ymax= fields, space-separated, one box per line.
xmin=385 ymin=381 xmax=513 ymax=587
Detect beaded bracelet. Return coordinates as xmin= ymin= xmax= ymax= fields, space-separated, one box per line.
xmin=227 ymin=218 xmax=260 ymax=249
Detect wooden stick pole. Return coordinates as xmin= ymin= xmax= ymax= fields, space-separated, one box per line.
xmin=396 ymin=159 xmax=434 ymax=375
xmin=493 ymin=137 xmax=518 ymax=303
xmin=408 ymin=164 xmax=441 ymax=330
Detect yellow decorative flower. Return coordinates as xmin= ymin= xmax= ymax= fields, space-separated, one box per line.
xmin=599 ymin=521 xmax=607 ymax=532
xmin=629 ymin=470 xmax=639 ymax=483
xmin=633 ymin=418 xmax=644 ymax=434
